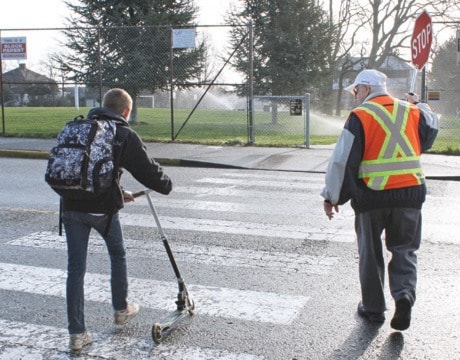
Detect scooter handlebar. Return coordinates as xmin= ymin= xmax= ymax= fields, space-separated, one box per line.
xmin=132 ymin=189 xmax=153 ymax=198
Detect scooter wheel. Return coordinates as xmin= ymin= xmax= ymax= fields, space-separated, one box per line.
xmin=152 ymin=323 xmax=162 ymax=344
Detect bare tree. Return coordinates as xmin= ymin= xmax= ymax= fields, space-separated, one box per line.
xmin=326 ymin=0 xmax=460 ymax=114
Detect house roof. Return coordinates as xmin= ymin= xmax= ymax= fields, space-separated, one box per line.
xmin=2 ymin=63 xmax=56 ymax=84
xmin=345 ymin=55 xmax=413 ymax=72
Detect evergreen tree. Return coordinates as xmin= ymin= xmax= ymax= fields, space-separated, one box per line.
xmin=228 ymin=0 xmax=334 ymax=97
xmin=60 ymin=0 xmax=205 ymax=122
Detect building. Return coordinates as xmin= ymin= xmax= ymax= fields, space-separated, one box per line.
xmin=1 ymin=63 xmax=59 ymax=106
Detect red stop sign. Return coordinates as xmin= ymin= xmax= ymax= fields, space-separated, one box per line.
xmin=411 ymin=10 xmax=432 ymax=70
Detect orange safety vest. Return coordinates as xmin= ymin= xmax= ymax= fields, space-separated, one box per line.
xmin=353 ymin=95 xmax=424 ymax=190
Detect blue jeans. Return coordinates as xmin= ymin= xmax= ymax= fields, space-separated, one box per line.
xmin=62 ymin=211 xmax=128 ymax=334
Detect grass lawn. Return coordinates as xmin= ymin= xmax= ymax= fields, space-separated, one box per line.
xmin=0 ymin=106 xmax=457 ymax=153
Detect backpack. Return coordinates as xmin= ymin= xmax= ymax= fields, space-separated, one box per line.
xmin=45 ymin=115 xmax=123 ymax=200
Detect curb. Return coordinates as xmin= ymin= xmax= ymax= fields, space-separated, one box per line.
xmin=0 ymin=150 xmax=243 ymax=170
xmin=0 ymin=149 xmax=49 ymax=159
xmin=2 ymin=149 xmax=459 ymax=179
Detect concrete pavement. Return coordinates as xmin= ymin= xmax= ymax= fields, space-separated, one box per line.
xmin=0 ymin=136 xmax=459 ymax=179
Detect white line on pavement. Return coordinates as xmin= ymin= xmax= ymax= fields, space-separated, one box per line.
xmin=0 ymin=263 xmax=309 ymax=325
xmin=8 ymin=232 xmax=338 ymax=275
xmin=120 ymin=213 xmax=354 ymax=242
xmin=0 ymin=319 xmax=265 ymax=359
xmin=196 ymin=177 xmax=319 ymax=190
xmin=172 ymin=185 xmax=315 ymax=200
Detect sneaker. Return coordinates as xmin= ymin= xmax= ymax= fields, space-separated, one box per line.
xmin=69 ymin=331 xmax=92 ymax=351
xmin=357 ymin=302 xmax=385 ymax=323
xmin=390 ymin=296 xmax=412 ymax=331
xmin=114 ymin=303 xmax=140 ymax=325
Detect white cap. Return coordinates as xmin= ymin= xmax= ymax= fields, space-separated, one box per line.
xmin=344 ymin=69 xmax=387 ymax=94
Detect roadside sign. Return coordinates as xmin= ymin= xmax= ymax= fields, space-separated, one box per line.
xmin=290 ymin=99 xmax=302 ymax=116
xmin=411 ymin=10 xmax=432 ymax=70
xmin=172 ymin=29 xmax=196 ymax=49
xmin=1 ymin=37 xmax=27 ymax=60
xmin=428 ymin=91 xmax=440 ymax=101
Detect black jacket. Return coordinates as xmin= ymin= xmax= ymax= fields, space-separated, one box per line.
xmin=62 ymin=107 xmax=172 ymax=214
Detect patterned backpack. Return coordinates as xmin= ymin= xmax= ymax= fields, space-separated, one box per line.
xmin=45 ymin=115 xmax=123 ymax=200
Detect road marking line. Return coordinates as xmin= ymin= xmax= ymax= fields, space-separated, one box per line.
xmin=0 ymin=319 xmax=265 ymax=359
xmin=128 ymin=197 xmax=310 ymax=215
xmin=120 ymin=213 xmax=354 ymax=242
xmin=0 ymin=263 xmax=308 ymax=325
xmin=196 ymin=177 xmax=320 ymax=190
xmin=9 ymin=232 xmax=338 ymax=275
xmin=222 ymin=172 xmax=323 ymax=182
xmin=173 ymin=185 xmax=315 ymax=200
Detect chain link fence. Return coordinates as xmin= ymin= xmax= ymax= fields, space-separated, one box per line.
xmin=0 ymin=25 xmax=458 ymax=151
xmin=0 ymin=25 xmax=253 ymax=145
xmin=251 ymin=95 xmax=311 ymax=147
xmin=425 ymin=87 xmax=460 ymax=153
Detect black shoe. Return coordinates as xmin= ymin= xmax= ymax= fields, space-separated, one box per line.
xmin=390 ymin=296 xmax=412 ymax=331
xmin=357 ymin=302 xmax=385 ymax=323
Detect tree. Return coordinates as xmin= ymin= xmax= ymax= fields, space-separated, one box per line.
xmin=59 ymin=0 xmax=205 ymax=122
xmin=327 ymin=0 xmax=460 ymax=115
xmin=228 ymin=0 xmax=334 ymax=97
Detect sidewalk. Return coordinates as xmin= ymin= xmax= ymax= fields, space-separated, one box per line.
xmin=0 ymin=137 xmax=459 ymax=179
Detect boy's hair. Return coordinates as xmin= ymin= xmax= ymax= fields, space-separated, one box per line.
xmin=102 ymin=88 xmax=132 ymax=116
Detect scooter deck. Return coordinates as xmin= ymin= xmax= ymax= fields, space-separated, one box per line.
xmin=152 ymin=300 xmax=196 ymax=344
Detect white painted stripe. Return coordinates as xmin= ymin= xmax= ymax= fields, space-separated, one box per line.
xmin=173 ymin=185 xmax=316 ymax=201
xmin=222 ymin=172 xmax=323 ymax=182
xmin=8 ymin=232 xmax=338 ymax=275
xmin=197 ymin=177 xmax=318 ymax=190
xmin=0 ymin=319 xmax=265 ymax=359
xmin=0 ymin=263 xmax=308 ymax=325
xmin=129 ymin=197 xmax=309 ymax=216
xmin=120 ymin=213 xmax=355 ymax=242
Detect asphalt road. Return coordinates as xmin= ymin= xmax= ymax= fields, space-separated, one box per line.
xmin=0 ymin=158 xmax=459 ymax=359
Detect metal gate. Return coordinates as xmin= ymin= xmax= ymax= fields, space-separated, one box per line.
xmin=250 ymin=95 xmax=311 ymax=147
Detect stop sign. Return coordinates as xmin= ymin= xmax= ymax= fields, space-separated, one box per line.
xmin=411 ymin=10 xmax=432 ymax=70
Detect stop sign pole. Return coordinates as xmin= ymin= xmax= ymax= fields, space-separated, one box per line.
xmin=411 ymin=10 xmax=433 ymax=102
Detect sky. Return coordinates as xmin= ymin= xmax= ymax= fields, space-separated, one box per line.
xmin=0 ymin=0 xmax=238 ymax=73
xmin=0 ymin=0 xmax=235 ymax=28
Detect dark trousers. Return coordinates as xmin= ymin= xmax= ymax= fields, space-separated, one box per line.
xmin=355 ymin=207 xmax=421 ymax=313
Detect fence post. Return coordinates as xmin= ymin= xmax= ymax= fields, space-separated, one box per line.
xmin=248 ymin=21 xmax=254 ymax=144
xmin=169 ymin=27 xmax=175 ymax=142
xmin=0 ymin=29 xmax=5 ymax=134
xmin=97 ymin=27 xmax=102 ymax=105
xmin=304 ymin=93 xmax=310 ymax=148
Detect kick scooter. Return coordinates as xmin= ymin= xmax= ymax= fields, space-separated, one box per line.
xmin=133 ymin=189 xmax=196 ymax=344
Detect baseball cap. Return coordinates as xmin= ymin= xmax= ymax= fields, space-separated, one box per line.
xmin=344 ymin=69 xmax=387 ymax=94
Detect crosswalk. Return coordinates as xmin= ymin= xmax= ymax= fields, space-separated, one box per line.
xmin=0 ymin=169 xmax=354 ymax=359
xmin=0 ymin=319 xmax=264 ymax=360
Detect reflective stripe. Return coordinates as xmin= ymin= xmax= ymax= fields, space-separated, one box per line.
xmin=360 ymin=158 xmax=422 ymax=175
xmin=356 ymin=99 xmax=423 ymax=190
xmin=359 ymin=101 xmax=416 ymax=158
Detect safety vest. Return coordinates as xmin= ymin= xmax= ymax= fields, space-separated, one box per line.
xmin=353 ymin=95 xmax=424 ymax=190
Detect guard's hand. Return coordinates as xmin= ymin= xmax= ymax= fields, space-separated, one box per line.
xmin=405 ymin=92 xmax=419 ymax=104
xmin=324 ymin=200 xmax=339 ymax=220
xmin=123 ymin=190 xmax=135 ymax=203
